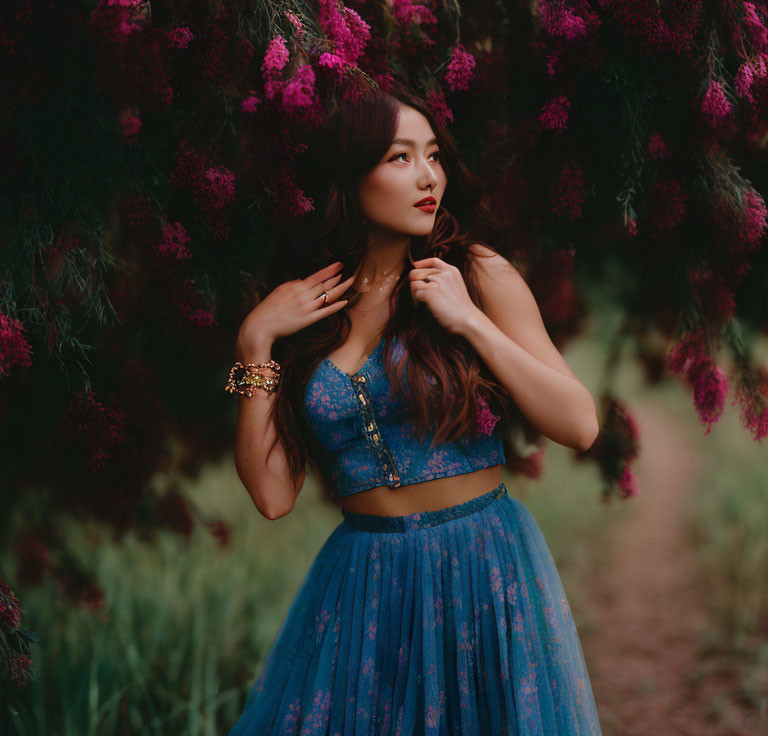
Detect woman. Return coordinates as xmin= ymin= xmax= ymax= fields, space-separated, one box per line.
xmin=226 ymin=85 xmax=603 ymax=734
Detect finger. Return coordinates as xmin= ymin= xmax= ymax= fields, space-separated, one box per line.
xmin=311 ymin=271 xmax=344 ymax=297
xmin=308 ymin=296 xmax=349 ymax=324
xmin=323 ymin=274 xmax=356 ymax=298
xmin=314 ymin=274 xmax=355 ymax=302
xmin=412 ymin=257 xmax=442 ymax=267
xmin=408 ymin=268 xmax=436 ymax=279
xmin=305 ymin=261 xmax=344 ymax=288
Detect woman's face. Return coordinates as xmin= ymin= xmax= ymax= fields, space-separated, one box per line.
xmin=357 ymin=103 xmax=447 ymax=238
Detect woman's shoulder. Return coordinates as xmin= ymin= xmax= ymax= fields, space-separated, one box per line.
xmin=466 ymin=243 xmax=522 ymax=280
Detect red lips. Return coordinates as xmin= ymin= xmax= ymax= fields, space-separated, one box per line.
xmin=414 ymin=196 xmax=437 ymax=207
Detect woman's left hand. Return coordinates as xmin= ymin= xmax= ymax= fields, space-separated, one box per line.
xmin=409 ymin=257 xmax=482 ymax=336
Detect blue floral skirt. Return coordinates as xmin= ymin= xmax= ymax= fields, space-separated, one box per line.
xmin=227 ymin=481 xmax=602 ymax=735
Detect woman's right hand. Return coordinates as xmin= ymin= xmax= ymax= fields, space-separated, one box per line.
xmin=238 ymin=261 xmax=355 ymax=349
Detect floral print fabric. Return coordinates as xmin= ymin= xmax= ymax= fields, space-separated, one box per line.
xmin=227 ymin=482 xmax=603 ymax=735
xmin=303 ymin=335 xmax=506 ymax=497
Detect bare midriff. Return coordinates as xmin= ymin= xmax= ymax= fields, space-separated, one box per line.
xmin=338 ymin=464 xmax=503 ymax=517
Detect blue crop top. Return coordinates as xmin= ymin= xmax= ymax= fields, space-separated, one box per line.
xmin=303 ymin=334 xmax=506 ymax=497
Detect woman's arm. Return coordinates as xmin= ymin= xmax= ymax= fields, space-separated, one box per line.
xmin=461 ymin=245 xmax=599 ymax=451
xmin=234 ymin=331 xmax=306 ymax=519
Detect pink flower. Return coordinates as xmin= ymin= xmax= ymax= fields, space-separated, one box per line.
xmin=204 ymin=165 xmax=236 ymax=210
xmin=284 ymin=10 xmax=303 ymax=36
xmin=241 ymin=95 xmax=261 ymax=113
xmin=0 ymin=579 xmax=22 ymax=630
xmin=317 ymin=0 xmax=371 ymax=65
xmin=618 ymin=465 xmax=638 ymax=499
xmin=735 ymin=61 xmax=756 ymax=102
xmin=391 ymin=0 xmax=438 ymax=26
xmin=649 ymin=179 xmax=688 ymax=234
xmin=647 ymin=132 xmax=668 ymax=160
xmin=692 ymin=362 xmax=728 ymax=433
xmin=667 ymin=330 xmax=708 ymax=380
xmin=444 ymin=44 xmax=476 ymax=92
xmin=65 ymin=389 xmax=127 ymax=473
xmin=476 ymin=394 xmax=500 ymax=436
xmin=733 ymin=368 xmax=768 ymax=441
xmin=743 ymin=187 xmax=768 ymax=251
xmin=159 ymin=222 xmax=192 ymax=259
xmin=426 ymin=86 xmax=453 ymax=127
xmin=743 ymin=3 xmax=768 ymax=53
xmin=0 ymin=312 xmax=33 ymax=377
xmin=538 ymin=1 xmax=588 ymax=39
xmin=546 ymin=50 xmax=560 ymax=78
xmin=167 ymin=25 xmax=195 ymax=49
xmin=702 ymin=80 xmax=732 ymax=129
xmin=549 ymin=162 xmax=586 ymax=221
xmin=318 ymin=52 xmax=346 ymax=80
xmin=281 ymin=64 xmax=316 ymax=111
xmin=261 ymin=35 xmax=289 ymax=78
xmin=539 ymin=95 xmax=570 ymax=132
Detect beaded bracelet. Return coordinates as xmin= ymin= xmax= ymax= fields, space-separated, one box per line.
xmin=225 ymin=360 xmax=281 ymax=397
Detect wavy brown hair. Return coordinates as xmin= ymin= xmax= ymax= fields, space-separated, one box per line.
xmin=262 ymin=83 xmax=521 ymax=499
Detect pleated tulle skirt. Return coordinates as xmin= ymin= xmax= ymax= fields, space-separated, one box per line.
xmin=227 ymin=482 xmax=602 ymax=735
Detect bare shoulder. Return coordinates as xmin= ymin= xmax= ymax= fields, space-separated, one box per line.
xmin=466 ymin=243 xmax=525 ymax=287
xmin=465 ymin=243 xmax=578 ymax=380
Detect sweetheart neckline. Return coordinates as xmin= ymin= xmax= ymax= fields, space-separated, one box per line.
xmin=323 ymin=334 xmax=385 ymax=378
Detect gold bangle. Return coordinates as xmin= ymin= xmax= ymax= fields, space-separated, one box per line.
xmin=225 ymin=360 xmax=281 ymax=397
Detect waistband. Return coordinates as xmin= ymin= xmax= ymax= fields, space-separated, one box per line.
xmin=341 ymin=482 xmax=507 ymax=533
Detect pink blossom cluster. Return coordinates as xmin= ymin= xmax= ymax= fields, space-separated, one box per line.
xmin=539 ymin=95 xmax=570 ymax=132
xmin=549 ymin=162 xmax=586 ymax=221
xmin=686 ymin=267 xmax=735 ymax=325
xmin=64 ymin=389 xmax=127 ymax=473
xmin=734 ymin=54 xmax=768 ymax=104
xmin=262 ymin=35 xmax=290 ymax=100
xmin=159 ymin=222 xmax=192 ymax=259
xmin=0 ymin=311 xmax=33 ymax=378
xmin=168 ymin=146 xmax=236 ymax=240
xmin=733 ymin=367 xmax=768 ymax=440
xmin=444 ymin=44 xmax=476 ymax=92
xmin=167 ymin=25 xmax=195 ymax=49
xmin=647 ymin=132 xmax=668 ymax=160
xmin=391 ymin=0 xmax=438 ymax=27
xmin=607 ymin=0 xmax=702 ymax=57
xmin=667 ymin=331 xmax=728 ymax=433
xmin=649 ymin=178 xmax=688 ymax=235
xmin=282 ymin=64 xmax=317 ymax=111
xmin=743 ymin=3 xmax=768 ymax=53
xmin=476 ymin=394 xmax=500 ymax=436
xmin=241 ymin=95 xmax=261 ymax=113
xmin=537 ymin=1 xmax=589 ymax=39
xmin=702 ymin=80 xmax=732 ymax=130
xmin=101 ymin=0 xmax=148 ymax=35
xmin=284 ymin=10 xmax=304 ymax=37
xmin=707 ymin=186 xmax=768 ymax=274
xmin=426 ymin=87 xmax=454 ymax=127
xmin=0 ymin=579 xmax=22 ymax=630
xmin=317 ymin=0 xmax=371 ymax=66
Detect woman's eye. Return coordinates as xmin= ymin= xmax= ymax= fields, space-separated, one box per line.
xmin=390 ymin=151 xmax=441 ymax=162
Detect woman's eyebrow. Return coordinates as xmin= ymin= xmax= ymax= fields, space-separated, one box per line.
xmin=391 ymin=137 xmax=439 ymax=146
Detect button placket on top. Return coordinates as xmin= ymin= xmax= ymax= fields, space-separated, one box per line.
xmin=350 ymin=372 xmax=401 ymax=488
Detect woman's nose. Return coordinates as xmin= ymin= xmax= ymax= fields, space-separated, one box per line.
xmin=419 ymin=159 xmax=439 ymax=188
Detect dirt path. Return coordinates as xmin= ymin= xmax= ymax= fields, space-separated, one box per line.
xmin=583 ymin=402 xmax=758 ymax=736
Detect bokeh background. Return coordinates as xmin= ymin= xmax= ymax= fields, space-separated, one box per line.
xmin=1 ymin=0 xmax=767 ymax=734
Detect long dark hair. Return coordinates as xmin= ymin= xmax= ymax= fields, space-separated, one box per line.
xmin=263 ymin=83 xmax=517 ymax=499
